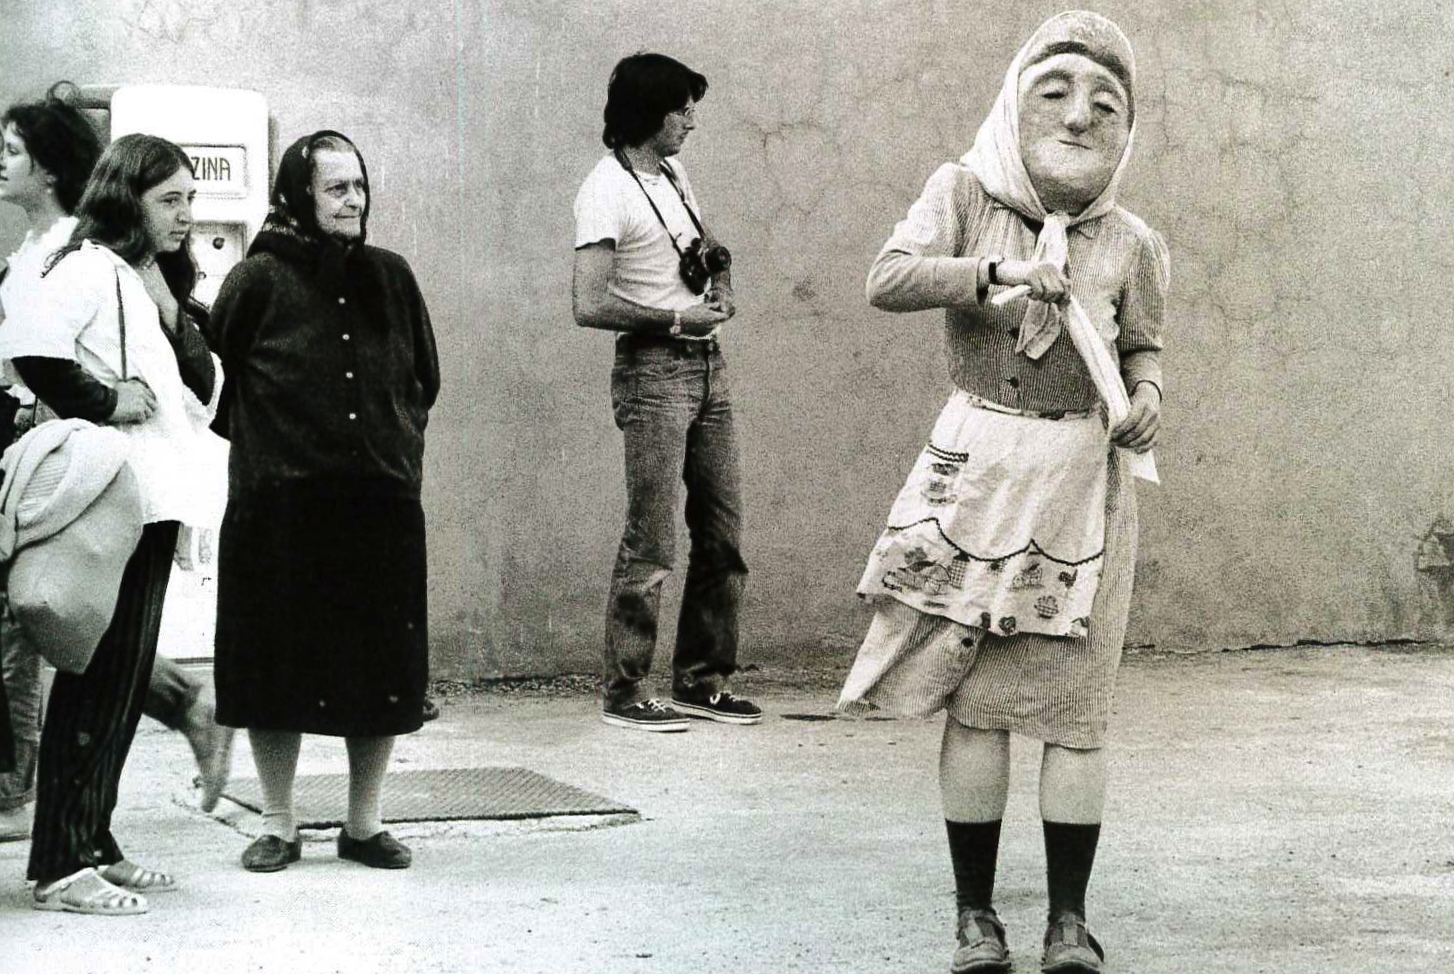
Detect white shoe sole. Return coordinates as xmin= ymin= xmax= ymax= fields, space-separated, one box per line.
xmin=670 ymin=700 xmax=763 ymax=725
xmin=600 ymin=712 xmax=690 ymax=732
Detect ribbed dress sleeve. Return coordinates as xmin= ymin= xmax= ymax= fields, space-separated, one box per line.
xmin=1117 ymin=228 xmax=1170 ymax=396
xmin=866 ymin=164 xmax=982 ymax=311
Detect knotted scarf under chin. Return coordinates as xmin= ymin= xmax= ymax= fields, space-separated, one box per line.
xmin=1014 ymin=212 xmax=1072 ymax=360
xmin=959 ymin=10 xmax=1138 ymax=362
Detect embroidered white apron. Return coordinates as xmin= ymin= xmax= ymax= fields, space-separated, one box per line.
xmin=857 ymin=390 xmax=1109 ymax=638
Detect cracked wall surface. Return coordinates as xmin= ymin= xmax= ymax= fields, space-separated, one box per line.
xmin=2 ymin=0 xmax=1451 ymax=675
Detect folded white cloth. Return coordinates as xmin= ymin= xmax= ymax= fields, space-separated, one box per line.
xmin=0 ymin=418 xmax=132 ymax=560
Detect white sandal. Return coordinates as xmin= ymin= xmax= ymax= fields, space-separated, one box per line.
xmin=100 ymin=859 xmax=178 ymax=893
xmin=33 ymin=867 xmax=149 ymax=915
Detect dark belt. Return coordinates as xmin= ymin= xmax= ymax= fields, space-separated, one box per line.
xmin=615 ymin=332 xmax=719 ymax=355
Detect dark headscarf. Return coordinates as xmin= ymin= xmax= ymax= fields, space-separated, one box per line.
xmin=249 ymin=130 xmax=371 ymax=283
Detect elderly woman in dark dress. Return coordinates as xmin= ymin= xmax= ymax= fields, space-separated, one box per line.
xmin=209 ymin=131 xmax=439 ymax=872
xmin=838 ymin=12 xmax=1167 ymax=974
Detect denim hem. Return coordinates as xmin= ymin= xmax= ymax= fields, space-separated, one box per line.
xmin=602 ymin=686 xmax=653 ymax=710
xmin=0 ymin=792 xmax=34 ymax=812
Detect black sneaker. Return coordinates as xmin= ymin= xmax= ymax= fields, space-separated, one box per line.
xmin=670 ymin=689 xmax=763 ymax=725
xmin=601 ymin=699 xmax=690 ymax=732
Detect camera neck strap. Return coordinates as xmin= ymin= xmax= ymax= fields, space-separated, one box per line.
xmin=614 ymin=151 xmax=707 ymax=258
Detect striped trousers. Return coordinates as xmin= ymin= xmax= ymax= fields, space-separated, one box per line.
xmin=27 ymin=521 xmax=178 ymax=883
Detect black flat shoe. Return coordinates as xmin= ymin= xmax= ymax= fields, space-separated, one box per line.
xmin=241 ymin=834 xmax=302 ymax=873
xmin=337 ymin=829 xmax=411 ymax=869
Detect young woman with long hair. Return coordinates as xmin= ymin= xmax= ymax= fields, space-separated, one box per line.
xmin=0 ymin=85 xmax=234 ymax=851
xmin=0 ymin=132 xmax=222 ymax=915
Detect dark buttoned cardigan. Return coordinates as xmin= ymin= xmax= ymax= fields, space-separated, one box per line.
xmin=207 ymin=237 xmax=439 ymax=499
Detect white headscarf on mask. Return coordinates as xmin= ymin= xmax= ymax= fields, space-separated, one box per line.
xmin=961 ymin=10 xmax=1137 ymax=360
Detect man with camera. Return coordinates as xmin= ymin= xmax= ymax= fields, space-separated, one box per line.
xmin=573 ymin=52 xmax=760 ymax=732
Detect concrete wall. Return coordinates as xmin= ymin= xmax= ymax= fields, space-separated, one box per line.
xmin=3 ymin=0 xmax=1451 ymax=677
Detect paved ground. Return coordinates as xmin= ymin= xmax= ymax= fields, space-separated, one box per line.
xmin=2 ymin=645 xmax=1453 ymax=974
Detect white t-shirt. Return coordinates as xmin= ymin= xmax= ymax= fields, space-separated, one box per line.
xmin=0 ymin=216 xmax=77 ymax=405
xmin=0 ymin=215 xmax=77 ymax=320
xmin=573 ymin=153 xmax=707 ymax=313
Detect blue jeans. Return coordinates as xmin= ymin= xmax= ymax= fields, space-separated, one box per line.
xmin=0 ymin=601 xmax=41 ymax=811
xmin=605 ymin=338 xmax=747 ymax=708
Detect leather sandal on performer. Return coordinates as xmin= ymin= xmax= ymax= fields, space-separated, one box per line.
xmin=1041 ymin=912 xmax=1105 ymax=974
xmin=952 ymin=907 xmax=1012 ymax=973
xmin=99 ymin=859 xmax=178 ymax=893
xmin=33 ymin=868 xmax=149 ymax=915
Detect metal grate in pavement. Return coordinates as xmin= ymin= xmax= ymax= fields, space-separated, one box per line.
xmin=222 ymin=766 xmax=636 ymax=828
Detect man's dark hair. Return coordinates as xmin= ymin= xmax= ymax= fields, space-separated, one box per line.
xmin=601 ymin=53 xmax=708 ymax=149
xmin=1 ymin=81 xmax=103 ymax=214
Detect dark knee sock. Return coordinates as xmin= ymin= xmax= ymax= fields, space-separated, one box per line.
xmin=946 ymin=819 xmax=1003 ymax=912
xmin=1043 ymin=821 xmax=1101 ymax=919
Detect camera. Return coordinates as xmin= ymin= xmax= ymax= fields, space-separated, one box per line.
xmin=678 ymin=238 xmax=732 ymax=295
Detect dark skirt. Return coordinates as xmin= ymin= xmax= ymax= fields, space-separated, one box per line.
xmin=214 ymin=487 xmax=428 ymax=737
